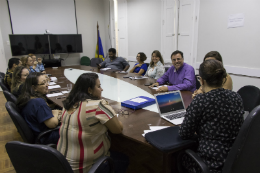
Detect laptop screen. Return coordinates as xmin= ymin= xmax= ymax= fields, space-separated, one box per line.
xmin=156 ymin=92 xmax=185 ymax=114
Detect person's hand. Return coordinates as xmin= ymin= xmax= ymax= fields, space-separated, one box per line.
xmin=135 ymin=64 xmax=142 ymax=67
xmin=34 ymin=61 xmax=38 ymax=65
xmin=37 ymin=58 xmax=43 ymax=64
xmin=192 ymin=88 xmax=203 ymax=99
xmin=149 ymin=82 xmax=159 ymax=88
xmin=156 ymin=86 xmax=168 ymax=92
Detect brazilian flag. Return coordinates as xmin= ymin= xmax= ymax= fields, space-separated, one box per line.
xmin=95 ymin=31 xmax=104 ymax=61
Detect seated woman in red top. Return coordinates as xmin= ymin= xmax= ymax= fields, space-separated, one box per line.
xmin=129 ymin=52 xmax=148 ymax=76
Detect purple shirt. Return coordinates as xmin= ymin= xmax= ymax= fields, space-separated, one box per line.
xmin=157 ymin=63 xmax=196 ymax=92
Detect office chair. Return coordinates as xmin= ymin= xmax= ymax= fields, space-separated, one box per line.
xmin=5 ymin=101 xmax=59 ymax=144
xmin=0 ymin=72 xmax=5 ymax=79
xmin=237 ymin=85 xmax=260 ymax=113
xmin=165 ymin=66 xmax=170 ymax=72
xmin=177 ymin=105 xmax=260 ymax=173
xmin=80 ymin=56 xmax=91 ymax=66
xmin=145 ymin=63 xmax=150 ymax=67
xmin=0 ymin=78 xmax=10 ymax=92
xmin=195 ymin=74 xmax=201 ymax=90
xmin=3 ymin=90 xmax=17 ymax=104
xmin=6 ymin=141 xmax=115 ymax=173
xmin=91 ymin=58 xmax=103 ymax=67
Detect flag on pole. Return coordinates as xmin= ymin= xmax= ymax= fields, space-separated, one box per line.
xmin=95 ymin=30 xmax=104 ymax=61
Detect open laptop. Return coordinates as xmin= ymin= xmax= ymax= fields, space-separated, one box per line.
xmin=154 ymin=91 xmax=186 ymax=124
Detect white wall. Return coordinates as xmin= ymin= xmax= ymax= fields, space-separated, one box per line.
xmin=197 ymin=0 xmax=260 ymax=90
xmin=127 ymin=0 xmax=161 ymax=62
xmin=0 ymin=27 xmax=7 ymax=73
xmin=0 ymin=0 xmax=110 ymax=67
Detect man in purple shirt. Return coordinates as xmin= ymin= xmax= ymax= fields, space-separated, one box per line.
xmin=150 ymin=50 xmax=196 ymax=92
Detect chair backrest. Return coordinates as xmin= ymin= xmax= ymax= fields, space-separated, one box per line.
xmin=165 ymin=67 xmax=170 ymax=72
xmin=6 ymin=141 xmax=73 ymax=173
xmin=237 ymin=85 xmax=260 ymax=112
xmin=91 ymin=58 xmax=103 ymax=67
xmin=195 ymin=74 xmax=201 ymax=90
xmin=0 ymin=78 xmax=10 ymax=91
xmin=5 ymin=101 xmax=35 ymax=143
xmin=145 ymin=63 xmax=150 ymax=67
xmin=0 ymin=72 xmax=5 ymax=79
xmin=222 ymin=105 xmax=260 ymax=173
xmin=80 ymin=56 xmax=91 ymax=66
xmin=3 ymin=90 xmax=17 ymax=104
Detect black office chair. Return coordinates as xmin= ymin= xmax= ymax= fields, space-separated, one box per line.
xmin=91 ymin=58 xmax=103 ymax=67
xmin=165 ymin=67 xmax=170 ymax=72
xmin=145 ymin=63 xmax=150 ymax=67
xmin=6 ymin=141 xmax=114 ymax=173
xmin=237 ymin=85 xmax=260 ymax=113
xmin=177 ymin=105 xmax=260 ymax=173
xmin=0 ymin=78 xmax=10 ymax=92
xmin=0 ymin=72 xmax=5 ymax=79
xmin=195 ymin=74 xmax=201 ymax=90
xmin=3 ymin=90 xmax=17 ymax=104
xmin=5 ymin=101 xmax=59 ymax=144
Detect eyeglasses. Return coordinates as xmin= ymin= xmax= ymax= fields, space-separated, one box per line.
xmin=117 ymin=109 xmax=134 ymax=115
xmin=37 ymin=81 xmax=50 ymax=85
xmin=172 ymin=58 xmax=182 ymax=62
xmin=196 ymin=76 xmax=201 ymax=82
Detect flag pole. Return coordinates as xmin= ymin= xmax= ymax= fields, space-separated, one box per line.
xmin=97 ymin=22 xmax=99 ymax=59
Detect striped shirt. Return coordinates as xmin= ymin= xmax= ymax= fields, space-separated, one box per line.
xmin=57 ymin=99 xmax=115 ymax=173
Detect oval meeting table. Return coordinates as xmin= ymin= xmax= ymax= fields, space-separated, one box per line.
xmin=45 ymin=65 xmax=194 ymax=173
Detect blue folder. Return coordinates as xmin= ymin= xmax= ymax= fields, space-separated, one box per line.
xmin=121 ymin=96 xmax=155 ymax=110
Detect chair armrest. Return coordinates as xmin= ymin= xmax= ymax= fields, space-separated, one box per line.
xmin=185 ymin=149 xmax=210 ymax=173
xmin=35 ymin=126 xmax=60 ymax=144
xmin=88 ymin=156 xmax=114 ymax=173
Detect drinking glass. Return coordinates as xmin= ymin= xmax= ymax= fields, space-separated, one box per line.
xmin=67 ymin=84 xmax=72 ymax=92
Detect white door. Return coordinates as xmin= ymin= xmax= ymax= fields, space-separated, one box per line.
xmin=117 ymin=0 xmax=128 ymax=58
xmin=0 ymin=27 xmax=7 ymax=73
xmin=162 ymin=0 xmax=177 ymax=62
xmin=110 ymin=0 xmax=116 ymax=49
xmin=177 ymin=0 xmax=194 ymax=66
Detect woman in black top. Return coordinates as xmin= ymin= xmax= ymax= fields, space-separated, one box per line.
xmin=179 ymin=59 xmax=244 ymax=173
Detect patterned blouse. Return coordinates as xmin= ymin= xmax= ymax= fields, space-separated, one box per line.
xmin=144 ymin=61 xmax=165 ymax=79
xmin=57 ymin=99 xmax=116 ymax=173
xmin=179 ymin=88 xmax=244 ymax=173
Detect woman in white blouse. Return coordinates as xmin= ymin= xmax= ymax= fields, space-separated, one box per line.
xmin=144 ymin=50 xmax=165 ymax=79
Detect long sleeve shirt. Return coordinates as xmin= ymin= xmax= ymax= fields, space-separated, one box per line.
xmin=157 ymin=63 xmax=196 ymax=92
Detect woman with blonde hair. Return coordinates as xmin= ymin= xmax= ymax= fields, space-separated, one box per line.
xmin=11 ymin=66 xmax=29 ymax=97
xmin=21 ymin=56 xmax=34 ymax=73
xmin=144 ymin=50 xmax=165 ymax=79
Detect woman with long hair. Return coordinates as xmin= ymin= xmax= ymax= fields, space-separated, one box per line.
xmin=57 ymin=73 xmax=128 ymax=173
xmin=16 ymin=72 xmax=60 ymax=144
xmin=179 ymin=59 xmax=244 ymax=173
xmin=11 ymin=66 xmax=29 ymax=97
xmin=21 ymin=56 xmax=35 ymax=73
xmin=144 ymin=50 xmax=165 ymax=79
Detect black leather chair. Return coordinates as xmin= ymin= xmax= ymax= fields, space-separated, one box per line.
xmin=5 ymin=101 xmax=59 ymax=144
xmin=165 ymin=66 xmax=170 ymax=72
xmin=0 ymin=72 xmax=5 ymax=79
xmin=195 ymin=74 xmax=201 ymax=90
xmin=3 ymin=90 xmax=17 ymax=103
xmin=0 ymin=78 xmax=10 ymax=92
xmin=177 ymin=105 xmax=260 ymax=173
xmin=6 ymin=141 xmax=114 ymax=173
xmin=91 ymin=58 xmax=103 ymax=67
xmin=237 ymin=85 xmax=260 ymax=113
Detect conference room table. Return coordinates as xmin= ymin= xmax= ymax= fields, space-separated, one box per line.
xmin=45 ymin=65 xmax=194 ymax=173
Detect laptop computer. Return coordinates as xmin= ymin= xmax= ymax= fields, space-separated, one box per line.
xmin=154 ymin=91 xmax=186 ymax=124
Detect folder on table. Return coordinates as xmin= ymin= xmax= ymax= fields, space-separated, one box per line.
xmin=121 ymin=96 xmax=155 ymax=110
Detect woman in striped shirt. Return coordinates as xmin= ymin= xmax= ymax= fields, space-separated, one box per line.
xmin=57 ymin=73 xmax=128 ymax=173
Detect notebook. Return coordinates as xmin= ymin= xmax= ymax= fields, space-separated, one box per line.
xmin=154 ymin=91 xmax=186 ymax=125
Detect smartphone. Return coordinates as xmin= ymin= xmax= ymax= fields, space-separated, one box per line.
xmin=123 ymin=76 xmax=130 ymax=78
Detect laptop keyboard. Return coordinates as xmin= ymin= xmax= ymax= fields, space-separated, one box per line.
xmin=165 ymin=112 xmax=186 ymax=120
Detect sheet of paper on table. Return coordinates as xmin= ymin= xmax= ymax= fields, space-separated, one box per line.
xmin=129 ymin=76 xmax=148 ymax=80
xmin=130 ymin=97 xmax=148 ymax=103
xmin=142 ymin=126 xmax=170 ymax=137
xmin=49 ymin=82 xmax=56 ymax=85
xmin=61 ymin=91 xmax=69 ymax=94
xmin=152 ymin=85 xmax=168 ymax=90
xmin=100 ymin=68 xmax=111 ymax=71
xmin=46 ymin=93 xmax=63 ymax=97
xmin=48 ymin=85 xmax=61 ymax=89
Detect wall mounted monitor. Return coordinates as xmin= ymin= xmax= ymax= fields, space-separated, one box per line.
xmin=49 ymin=34 xmax=83 ymax=54
xmin=9 ymin=34 xmax=50 ymax=56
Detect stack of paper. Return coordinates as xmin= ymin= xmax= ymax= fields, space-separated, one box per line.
xmin=142 ymin=126 xmax=170 ymax=137
xmin=49 ymin=82 xmax=56 ymax=85
xmin=61 ymin=91 xmax=69 ymax=94
xmin=46 ymin=93 xmax=63 ymax=97
xmin=50 ymin=77 xmax=57 ymax=82
xmin=100 ymin=68 xmax=111 ymax=71
xmin=48 ymin=85 xmax=61 ymax=89
xmin=118 ymin=71 xmax=127 ymax=74
xmin=152 ymin=85 xmax=168 ymax=90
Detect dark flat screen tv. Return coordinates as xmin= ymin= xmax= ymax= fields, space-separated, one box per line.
xmin=49 ymin=34 xmax=82 ymax=54
xmin=9 ymin=35 xmax=50 ymax=56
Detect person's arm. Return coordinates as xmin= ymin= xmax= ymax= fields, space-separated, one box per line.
xmin=129 ymin=63 xmax=139 ymax=73
xmin=223 ymin=74 xmax=233 ymax=90
xmin=156 ymin=66 xmax=171 ymax=85
xmin=104 ymin=116 xmax=123 ymax=134
xmin=167 ymin=67 xmax=196 ymax=91
xmin=121 ymin=58 xmax=130 ymax=71
xmin=100 ymin=61 xmax=106 ymax=68
xmin=179 ymin=95 xmax=202 ymax=139
xmin=44 ymin=110 xmax=59 ymax=128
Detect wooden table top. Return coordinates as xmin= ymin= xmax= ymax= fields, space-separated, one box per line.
xmin=45 ymin=65 xmax=193 ymax=146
